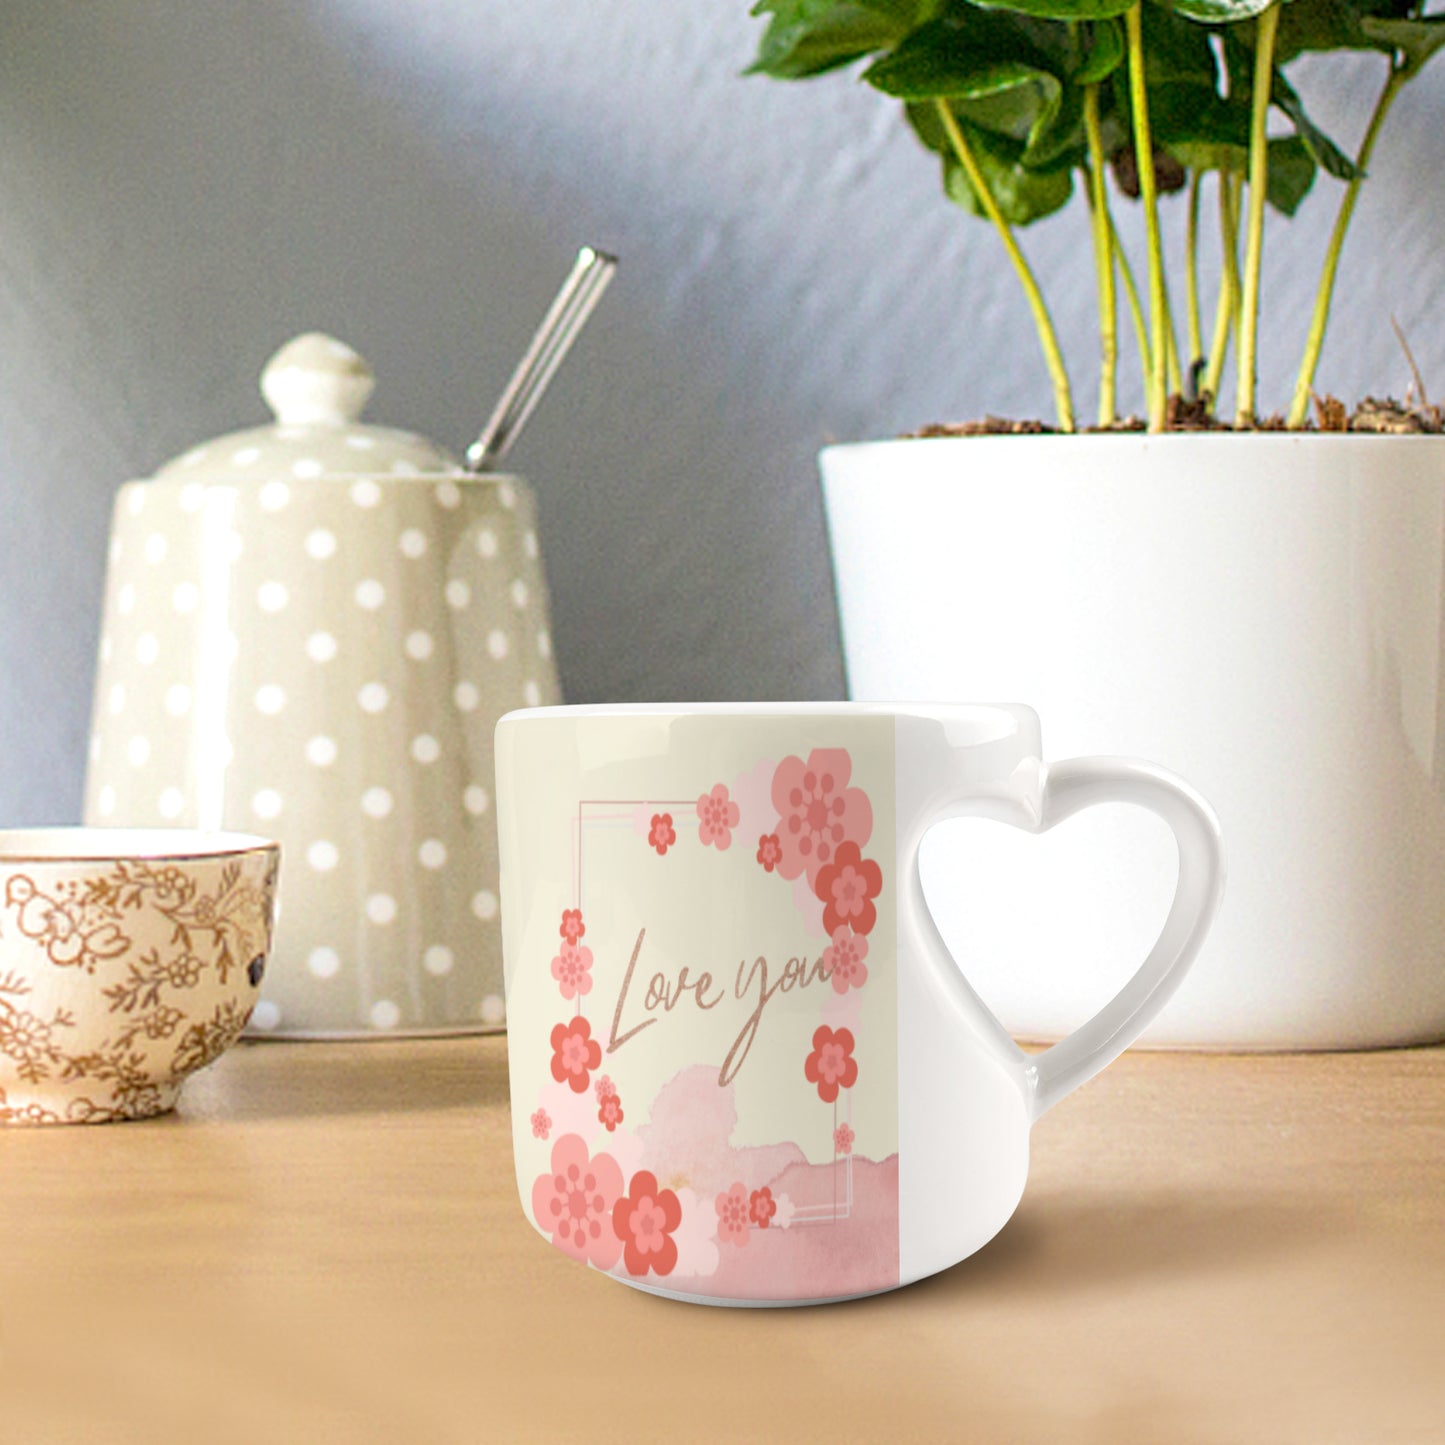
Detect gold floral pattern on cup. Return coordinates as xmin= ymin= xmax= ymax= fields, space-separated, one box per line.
xmin=0 ymin=833 xmax=278 ymax=1125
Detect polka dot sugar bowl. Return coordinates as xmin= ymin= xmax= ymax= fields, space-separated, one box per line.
xmin=84 ymin=334 xmax=560 ymax=1037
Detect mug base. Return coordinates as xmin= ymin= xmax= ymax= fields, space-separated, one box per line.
xmin=616 ymin=1275 xmax=899 ymax=1309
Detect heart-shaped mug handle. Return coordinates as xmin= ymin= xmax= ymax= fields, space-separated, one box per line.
xmin=913 ymin=756 xmax=1225 ymax=1119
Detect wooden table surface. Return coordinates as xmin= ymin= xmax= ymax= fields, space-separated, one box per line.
xmin=1 ymin=1035 xmax=1441 ymax=1444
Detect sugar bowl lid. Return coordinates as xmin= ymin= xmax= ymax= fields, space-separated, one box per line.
xmin=154 ymin=333 xmax=460 ymax=481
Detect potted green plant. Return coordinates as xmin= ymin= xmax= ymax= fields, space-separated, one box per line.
xmin=747 ymin=0 xmax=1445 ymax=1050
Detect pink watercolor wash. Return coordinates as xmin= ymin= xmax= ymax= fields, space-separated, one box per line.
xmin=770 ymin=749 xmax=873 ymax=889
xmin=531 ymin=1133 xmax=625 ymax=1270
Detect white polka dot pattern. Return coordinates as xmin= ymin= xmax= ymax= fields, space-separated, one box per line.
xmin=83 ymin=467 xmax=559 ymax=1037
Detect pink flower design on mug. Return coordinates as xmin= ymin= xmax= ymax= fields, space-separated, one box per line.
xmin=696 ymin=783 xmax=741 ymax=850
xmin=770 ymin=748 xmax=873 ymax=887
xmin=531 ymin=1133 xmax=624 ymax=1269
xmin=716 ymin=1181 xmax=751 ymax=1247
xmin=550 ymin=1016 xmax=601 ymax=1094
xmin=822 ymin=926 xmax=869 ymax=993
xmin=614 ymin=1170 xmax=683 ymax=1277
xmin=748 ymin=1186 xmax=777 ymax=1229
xmin=805 ymin=1025 xmax=858 ymax=1104
xmin=756 ymin=833 xmax=783 ymax=873
xmin=834 ymin=1123 xmax=855 ymax=1156
xmin=530 ymin=1107 xmax=552 ymax=1140
xmin=559 ymin=908 xmax=586 ymax=946
xmin=550 ymin=941 xmax=594 ymax=1000
xmin=648 ymin=813 xmax=676 ymax=856
xmin=597 ymin=1089 xmax=624 ymax=1133
xmin=814 ymin=842 xmax=883 ymax=938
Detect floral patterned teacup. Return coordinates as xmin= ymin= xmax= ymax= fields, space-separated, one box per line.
xmin=496 ymin=703 xmax=1223 ymax=1305
xmin=0 ymin=829 xmax=279 ymax=1125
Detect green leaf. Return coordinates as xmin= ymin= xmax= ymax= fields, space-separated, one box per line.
xmin=1361 ymin=15 xmax=1445 ymax=75
xmin=746 ymin=0 xmax=935 ymax=79
xmin=1169 ymin=0 xmax=1280 ymax=23
xmin=1078 ymin=18 xmax=1125 ymax=83
xmin=907 ymin=102 xmax=1075 ymax=224
xmin=968 ymin=0 xmax=1135 ymax=18
xmin=1270 ymin=66 xmax=1358 ymax=178
xmin=1263 ymin=134 xmax=1318 ymax=213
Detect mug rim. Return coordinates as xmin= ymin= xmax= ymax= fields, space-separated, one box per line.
xmin=499 ymin=700 xmax=1038 ymax=722
xmin=0 ymin=827 xmax=278 ymax=865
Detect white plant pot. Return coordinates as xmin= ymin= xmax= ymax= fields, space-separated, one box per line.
xmin=821 ymin=433 xmax=1445 ymax=1049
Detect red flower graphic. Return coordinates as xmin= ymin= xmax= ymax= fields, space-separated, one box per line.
xmin=770 ymin=748 xmax=873 ymax=887
xmin=716 ymin=1181 xmax=750 ymax=1247
xmin=822 ymin=926 xmax=869 ymax=993
xmin=550 ymin=941 xmax=594 ymax=1000
xmin=814 ymin=841 xmax=883 ymax=937
xmin=805 ymin=1025 xmax=858 ymax=1103
xmin=598 ymin=1090 xmax=625 ymax=1133
xmin=530 ymin=1108 xmax=552 ymax=1140
xmin=749 ymin=1186 xmax=777 ymax=1229
xmin=696 ymin=783 xmax=740 ymax=850
xmin=648 ymin=813 xmax=676 ymax=855
xmin=756 ymin=833 xmax=783 ymax=873
xmin=550 ymin=1016 xmax=601 ymax=1094
xmin=834 ymin=1122 xmax=855 ymax=1156
xmin=531 ymin=1133 xmax=624 ymax=1269
xmin=560 ymin=908 xmax=585 ymax=945
xmin=614 ymin=1170 xmax=683 ymax=1276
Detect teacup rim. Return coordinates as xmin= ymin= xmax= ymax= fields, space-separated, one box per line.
xmin=0 ymin=827 xmax=278 ymax=864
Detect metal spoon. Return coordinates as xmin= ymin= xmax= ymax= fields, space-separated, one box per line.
xmin=465 ymin=245 xmax=618 ymax=472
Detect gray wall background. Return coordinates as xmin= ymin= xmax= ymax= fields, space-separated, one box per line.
xmin=2 ymin=0 xmax=1444 ymax=824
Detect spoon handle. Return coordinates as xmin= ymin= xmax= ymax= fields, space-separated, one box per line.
xmin=466 ymin=246 xmax=618 ymax=473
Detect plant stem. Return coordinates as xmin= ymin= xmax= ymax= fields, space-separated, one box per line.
xmin=1203 ymin=171 xmax=1241 ymax=403
xmin=1084 ymin=84 xmax=1118 ymax=427
xmin=934 ymin=100 xmax=1076 ymax=432
xmin=1124 ymin=2 xmax=1169 ymax=431
xmin=1285 ymin=62 xmax=1407 ymax=427
xmin=1109 ymin=211 xmax=1152 ymax=406
xmin=1235 ymin=1 xmax=1280 ymax=427
xmin=1185 ymin=171 xmax=1204 ymax=378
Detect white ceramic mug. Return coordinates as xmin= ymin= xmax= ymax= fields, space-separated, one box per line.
xmin=496 ymin=703 xmax=1223 ymax=1305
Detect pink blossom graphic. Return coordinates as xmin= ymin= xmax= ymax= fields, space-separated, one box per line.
xmin=834 ymin=1123 xmax=855 ymax=1156
xmin=550 ymin=941 xmax=594 ymax=1000
xmin=814 ymin=841 xmax=883 ymax=938
xmin=550 ymin=1016 xmax=601 ymax=1094
xmin=531 ymin=1133 xmax=624 ymax=1268
xmin=822 ymin=926 xmax=870 ymax=994
xmin=770 ymin=748 xmax=873 ymax=887
xmin=696 ymin=783 xmax=741 ymax=850
xmin=805 ymin=1025 xmax=858 ymax=1104
xmin=559 ymin=908 xmax=585 ymax=946
xmin=594 ymin=1075 xmax=615 ymax=1101
xmin=648 ymin=813 xmax=676 ymax=856
xmin=756 ymin=833 xmax=783 ymax=873
xmin=749 ymin=1186 xmax=777 ymax=1229
xmin=614 ymin=1170 xmax=683 ymax=1277
xmin=530 ymin=1108 xmax=552 ymax=1140
xmin=716 ymin=1182 xmax=751 ymax=1247
xmin=598 ymin=1090 xmax=625 ymax=1133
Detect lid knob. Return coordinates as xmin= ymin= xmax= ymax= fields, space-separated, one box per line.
xmin=260 ymin=333 xmax=376 ymax=426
